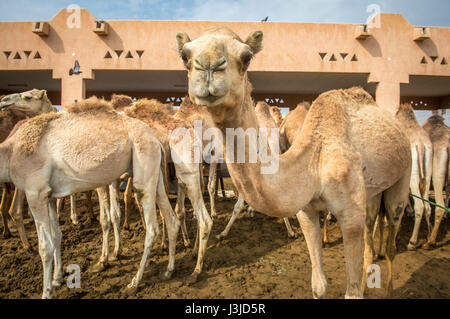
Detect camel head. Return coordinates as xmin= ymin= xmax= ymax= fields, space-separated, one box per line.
xmin=176 ymin=28 xmax=263 ymax=114
xmin=0 ymin=89 xmax=53 ymax=115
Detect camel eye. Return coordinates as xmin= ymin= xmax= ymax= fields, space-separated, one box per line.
xmin=24 ymin=95 xmax=32 ymax=100
xmin=241 ymin=52 xmax=254 ymax=70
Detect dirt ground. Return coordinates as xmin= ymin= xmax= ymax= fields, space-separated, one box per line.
xmin=0 ymin=180 xmax=448 ymax=299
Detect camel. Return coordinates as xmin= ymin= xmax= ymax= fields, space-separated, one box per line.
xmin=217 ymin=101 xmax=298 ymax=239
xmin=422 ymin=114 xmax=449 ymax=249
xmin=121 ymin=98 xmax=212 ymax=283
xmin=394 ymin=103 xmax=433 ymax=250
xmin=175 ymin=27 xmax=411 ymax=298
xmin=279 ymin=101 xmax=334 ymax=245
xmin=0 ymin=96 xmax=180 ymax=298
xmin=0 ymin=90 xmax=95 ymax=227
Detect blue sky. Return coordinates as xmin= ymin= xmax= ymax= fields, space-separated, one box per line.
xmin=0 ymin=0 xmax=449 ymax=26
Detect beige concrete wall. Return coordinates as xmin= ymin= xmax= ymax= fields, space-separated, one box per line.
xmin=0 ymin=9 xmax=449 ymax=111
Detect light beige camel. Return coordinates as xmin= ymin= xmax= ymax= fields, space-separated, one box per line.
xmin=394 ymin=103 xmax=433 ymax=250
xmin=422 ymin=115 xmax=449 ymax=249
xmin=217 ymin=101 xmax=298 ymax=239
xmin=279 ymin=101 xmax=334 ymax=245
xmin=176 ymin=27 xmax=411 ymax=298
xmin=0 ymin=90 xmax=95 ymax=228
xmin=122 ymin=98 xmax=213 ymax=283
xmin=0 ymin=97 xmax=180 ymax=298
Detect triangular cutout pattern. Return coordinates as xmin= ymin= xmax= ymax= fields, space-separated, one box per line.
xmin=3 ymin=51 xmax=11 ymax=59
xmin=104 ymin=51 xmax=112 ymax=59
xmin=430 ymin=56 xmax=438 ymax=62
xmin=420 ymin=56 xmax=427 ymax=64
xmin=13 ymin=52 xmax=21 ymax=60
xmin=34 ymin=51 xmax=41 ymax=59
xmin=280 ymin=99 xmax=284 ymax=103
xmin=166 ymin=98 xmax=171 ymax=102
xmin=125 ymin=51 xmax=133 ymax=59
xmin=136 ymin=50 xmax=144 ymax=58
xmin=441 ymin=57 xmax=447 ymax=65
xmin=115 ymin=50 xmax=123 ymax=58
xmin=340 ymin=53 xmax=348 ymax=60
xmin=329 ymin=54 xmax=337 ymax=62
xmin=24 ymin=51 xmax=31 ymax=58
xmin=319 ymin=52 xmax=327 ymax=60
xmin=351 ymin=54 xmax=358 ymax=62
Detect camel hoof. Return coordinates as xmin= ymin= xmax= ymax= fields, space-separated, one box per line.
xmin=407 ymin=242 xmax=418 ymax=251
xmin=161 ymin=270 xmax=174 ymax=281
xmin=288 ymin=232 xmax=298 ymax=239
xmin=90 ymin=261 xmax=107 ymax=273
xmin=52 ymin=278 xmax=63 ymax=287
xmin=183 ymin=241 xmax=191 ymax=248
xmin=423 ymin=242 xmax=434 ymax=250
xmin=184 ymin=273 xmax=199 ymax=285
xmin=109 ymin=253 xmax=121 ymax=262
xmin=216 ymin=233 xmax=226 ymax=240
xmin=2 ymin=232 xmax=12 ymax=239
xmin=123 ymin=284 xmax=138 ymax=296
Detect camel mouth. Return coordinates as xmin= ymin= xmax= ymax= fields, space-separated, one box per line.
xmin=0 ymin=101 xmax=14 ymax=111
xmin=195 ymin=94 xmax=223 ymax=106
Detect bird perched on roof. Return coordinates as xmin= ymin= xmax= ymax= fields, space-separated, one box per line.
xmin=261 ymin=16 xmax=269 ymax=22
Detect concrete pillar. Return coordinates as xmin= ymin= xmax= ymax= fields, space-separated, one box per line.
xmin=375 ymin=81 xmax=400 ymax=115
xmin=61 ymin=76 xmax=86 ymax=109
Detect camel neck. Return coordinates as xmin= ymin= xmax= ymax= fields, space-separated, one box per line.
xmin=213 ymin=91 xmax=319 ymax=217
xmin=0 ymin=143 xmax=12 ymax=183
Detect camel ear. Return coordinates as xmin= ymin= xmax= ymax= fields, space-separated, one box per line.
xmin=245 ymin=31 xmax=263 ymax=54
xmin=37 ymin=89 xmax=47 ymax=100
xmin=176 ymin=32 xmax=191 ymax=53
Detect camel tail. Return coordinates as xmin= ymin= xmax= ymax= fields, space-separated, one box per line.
xmin=416 ymin=144 xmax=426 ymax=196
xmin=160 ymin=145 xmax=170 ymax=197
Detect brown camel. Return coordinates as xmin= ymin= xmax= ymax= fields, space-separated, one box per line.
xmin=217 ymin=101 xmax=298 ymax=239
xmin=0 ymin=100 xmax=27 ymax=241
xmin=0 ymin=96 xmax=179 ymax=298
xmin=422 ymin=114 xmax=449 ymax=249
xmin=176 ymin=27 xmax=411 ymax=298
xmin=394 ymin=103 xmax=433 ymax=251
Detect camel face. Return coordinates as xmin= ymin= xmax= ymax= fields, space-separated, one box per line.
xmin=176 ymin=28 xmax=263 ymax=112
xmin=0 ymin=89 xmax=51 ymax=115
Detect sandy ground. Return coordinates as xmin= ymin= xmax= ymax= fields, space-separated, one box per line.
xmin=0 ymin=181 xmax=448 ymax=299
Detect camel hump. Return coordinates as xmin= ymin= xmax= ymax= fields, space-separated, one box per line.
xmin=312 ymin=87 xmax=375 ymax=112
xmin=126 ymin=98 xmax=190 ymax=130
xmin=111 ymin=94 xmax=134 ymax=110
xmin=13 ymin=112 xmax=62 ymax=155
xmin=66 ymin=96 xmax=115 ymax=114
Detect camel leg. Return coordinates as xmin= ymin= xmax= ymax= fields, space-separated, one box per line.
xmin=86 ymin=190 xmax=95 ymax=222
xmin=177 ymin=164 xmax=213 ymax=284
xmin=160 ymin=211 xmax=167 ymax=250
xmin=174 ymin=181 xmax=190 ymax=247
xmin=91 ymin=186 xmax=111 ymax=273
xmin=424 ymin=148 xmax=448 ymax=249
xmin=335 ymin=205 xmax=365 ymax=299
xmin=26 ymin=190 xmax=57 ymax=299
xmin=219 ymin=176 xmax=225 ymax=197
xmin=407 ymin=145 xmax=424 ymax=250
xmin=133 ymin=192 xmax=146 ymax=230
xmin=109 ymin=180 xmax=122 ymax=260
xmin=422 ymin=146 xmax=433 ymax=241
xmin=48 ymin=198 xmax=63 ymax=287
xmin=283 ymin=217 xmax=297 ymax=238
xmin=1 ymin=185 xmax=12 ymax=238
xmin=156 ymin=170 xmax=180 ymax=280
xmin=70 ymin=194 xmax=78 ymax=225
xmin=373 ymin=212 xmax=386 ymax=259
xmin=216 ymin=193 xmax=245 ymax=240
xmin=382 ymin=173 xmax=409 ymax=297
xmin=296 ymin=209 xmax=328 ymax=299
xmin=361 ymin=193 xmax=382 ymax=296
xmin=123 ymin=177 xmax=133 ymax=230
xmin=56 ymin=198 xmax=64 ymax=220
xmin=322 ymin=211 xmax=329 ymax=245
xmin=208 ymin=162 xmax=218 ymax=218
xmin=9 ymin=189 xmax=32 ymax=252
